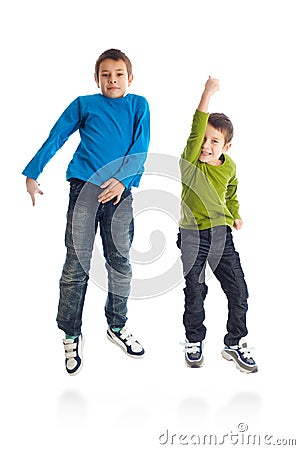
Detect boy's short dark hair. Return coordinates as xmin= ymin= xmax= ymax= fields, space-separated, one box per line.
xmin=95 ymin=49 xmax=132 ymax=82
xmin=208 ymin=113 xmax=234 ymax=145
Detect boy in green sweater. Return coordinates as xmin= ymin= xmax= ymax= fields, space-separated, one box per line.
xmin=178 ymin=77 xmax=257 ymax=373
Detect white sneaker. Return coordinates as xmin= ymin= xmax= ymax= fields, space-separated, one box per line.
xmin=107 ymin=327 xmax=145 ymax=358
xmin=221 ymin=337 xmax=258 ymax=374
xmin=182 ymin=340 xmax=204 ymax=368
xmin=63 ymin=334 xmax=84 ymax=376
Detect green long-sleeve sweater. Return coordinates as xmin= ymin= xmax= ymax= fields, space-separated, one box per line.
xmin=179 ymin=109 xmax=241 ymax=230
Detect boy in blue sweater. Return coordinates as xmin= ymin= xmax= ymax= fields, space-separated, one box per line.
xmin=22 ymin=49 xmax=150 ymax=375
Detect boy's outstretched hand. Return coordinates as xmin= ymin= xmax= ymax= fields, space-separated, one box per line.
xmin=198 ymin=76 xmax=220 ymax=113
xmin=98 ymin=178 xmax=125 ymax=205
xmin=26 ymin=177 xmax=44 ymax=206
xmin=204 ymin=76 xmax=220 ymax=97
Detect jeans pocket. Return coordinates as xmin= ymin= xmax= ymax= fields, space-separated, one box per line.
xmin=120 ymin=189 xmax=132 ymax=201
xmin=69 ymin=179 xmax=86 ymax=199
xmin=232 ymin=265 xmax=245 ymax=278
xmin=231 ymin=265 xmax=248 ymax=299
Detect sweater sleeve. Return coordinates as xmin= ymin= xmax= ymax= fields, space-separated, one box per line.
xmin=22 ymin=97 xmax=82 ymax=180
xmin=180 ymin=109 xmax=209 ymax=182
xmin=226 ymin=172 xmax=241 ymax=220
xmin=181 ymin=110 xmax=209 ymax=164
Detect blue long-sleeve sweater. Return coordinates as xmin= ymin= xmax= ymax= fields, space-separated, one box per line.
xmin=22 ymin=93 xmax=150 ymax=189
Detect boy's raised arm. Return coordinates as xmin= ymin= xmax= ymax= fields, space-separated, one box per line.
xmin=197 ymin=76 xmax=220 ymax=112
xmin=180 ymin=76 xmax=219 ymax=169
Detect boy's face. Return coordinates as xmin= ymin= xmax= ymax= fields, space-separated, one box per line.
xmin=95 ymin=58 xmax=133 ymax=98
xmin=199 ymin=123 xmax=231 ymax=166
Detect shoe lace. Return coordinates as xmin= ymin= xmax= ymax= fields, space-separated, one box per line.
xmin=180 ymin=341 xmax=201 ymax=354
xmin=63 ymin=339 xmax=77 ymax=359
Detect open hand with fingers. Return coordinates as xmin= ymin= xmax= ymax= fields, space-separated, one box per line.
xmin=26 ymin=177 xmax=44 ymax=206
xmin=98 ymin=177 xmax=125 ymax=205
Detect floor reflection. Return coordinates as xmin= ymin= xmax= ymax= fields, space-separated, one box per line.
xmin=216 ymin=391 xmax=262 ymax=423
xmin=178 ymin=397 xmax=210 ymax=419
xmin=176 ymin=391 xmax=262 ymax=425
xmin=57 ymin=389 xmax=87 ymax=418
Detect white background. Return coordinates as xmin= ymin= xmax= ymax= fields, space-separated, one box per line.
xmin=2 ymin=0 xmax=299 ymax=449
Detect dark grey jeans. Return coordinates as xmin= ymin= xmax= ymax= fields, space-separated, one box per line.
xmin=179 ymin=226 xmax=249 ymax=346
xmin=57 ymin=179 xmax=134 ymax=336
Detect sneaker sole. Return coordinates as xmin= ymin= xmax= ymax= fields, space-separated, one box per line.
xmin=185 ymin=355 xmax=204 ymax=368
xmin=106 ymin=332 xmax=145 ymax=359
xmin=221 ymin=349 xmax=258 ymax=374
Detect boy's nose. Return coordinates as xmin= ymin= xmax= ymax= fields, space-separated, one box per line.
xmin=109 ymin=79 xmax=117 ymax=84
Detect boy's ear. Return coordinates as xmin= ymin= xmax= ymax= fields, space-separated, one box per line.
xmin=128 ymin=74 xmax=134 ymax=86
xmin=223 ymin=142 xmax=232 ymax=153
xmin=94 ymin=73 xmax=100 ymax=88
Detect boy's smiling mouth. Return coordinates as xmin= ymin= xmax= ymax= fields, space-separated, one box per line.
xmin=201 ymin=150 xmax=212 ymax=156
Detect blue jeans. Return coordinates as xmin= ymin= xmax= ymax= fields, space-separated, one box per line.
xmin=179 ymin=226 xmax=249 ymax=346
xmin=56 ymin=179 xmax=134 ymax=336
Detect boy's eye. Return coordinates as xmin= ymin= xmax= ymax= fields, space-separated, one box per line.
xmin=117 ymin=73 xmax=124 ymax=77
